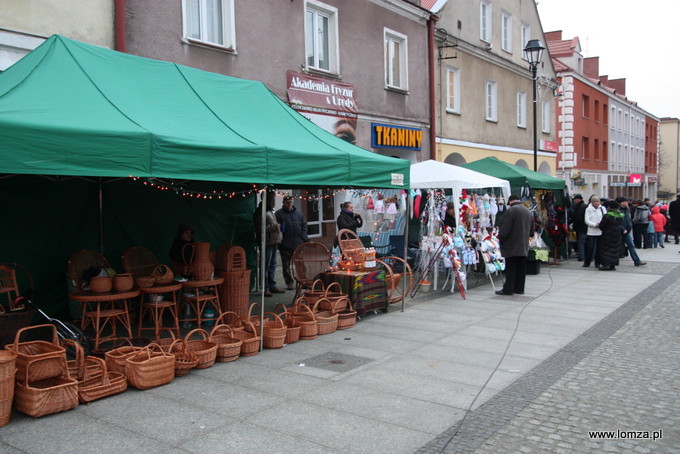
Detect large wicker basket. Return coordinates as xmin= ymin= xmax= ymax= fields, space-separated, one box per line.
xmin=312 ymin=298 xmax=339 ymax=335
xmin=77 ymin=356 xmax=127 ymax=403
xmin=216 ymin=269 xmax=251 ymax=318
xmin=124 ymin=344 xmax=175 ymax=390
xmin=262 ymin=312 xmax=287 ymax=349
xmin=209 ymin=324 xmax=243 ymax=362
xmin=303 ymin=279 xmax=326 ymax=307
xmin=7 ymin=324 xmax=66 ymax=382
xmin=228 ymin=321 xmax=260 ymax=356
xmin=105 ymin=343 xmax=143 ymax=376
xmin=289 ymin=298 xmax=317 ymax=340
xmin=184 ymin=329 xmax=217 ymax=369
xmin=13 ymin=357 xmax=78 ymax=418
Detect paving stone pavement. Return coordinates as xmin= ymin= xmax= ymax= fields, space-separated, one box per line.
xmin=417 ymin=263 xmax=680 ymax=454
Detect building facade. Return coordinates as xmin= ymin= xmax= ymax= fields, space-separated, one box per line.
xmin=430 ymin=0 xmax=558 ymax=174
xmin=659 ymin=117 xmax=680 ymax=199
xmin=547 ymin=31 xmax=659 ymax=200
xmin=0 ymin=0 xmax=114 ymax=71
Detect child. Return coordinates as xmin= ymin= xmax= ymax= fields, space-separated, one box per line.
xmin=650 ymin=206 xmax=667 ymax=248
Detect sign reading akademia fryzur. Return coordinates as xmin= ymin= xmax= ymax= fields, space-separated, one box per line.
xmin=371 ymin=123 xmax=423 ymax=150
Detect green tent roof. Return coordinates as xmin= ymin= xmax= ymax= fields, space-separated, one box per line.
xmin=462 ymin=157 xmax=566 ymax=191
xmin=0 ymin=35 xmax=409 ymax=189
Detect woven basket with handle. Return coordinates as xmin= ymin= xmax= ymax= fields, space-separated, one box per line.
xmin=13 ymin=356 xmax=78 ymax=417
xmin=228 ymin=320 xmax=260 ymax=356
xmin=289 ymin=298 xmax=317 ymax=340
xmin=209 ymin=324 xmax=243 ymax=362
xmin=7 ymin=324 xmax=66 ymax=383
xmin=183 ymin=329 xmax=217 ymax=369
xmin=124 ymin=343 xmax=175 ymax=390
xmin=312 ymin=298 xmax=339 ymax=335
xmin=77 ymin=355 xmax=127 ymax=403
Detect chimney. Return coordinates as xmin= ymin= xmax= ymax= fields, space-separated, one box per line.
xmin=583 ymin=57 xmax=599 ymax=79
xmin=609 ymin=78 xmax=626 ymax=96
xmin=544 ymin=30 xmax=563 ymax=41
xmin=599 ymin=75 xmax=609 ymax=86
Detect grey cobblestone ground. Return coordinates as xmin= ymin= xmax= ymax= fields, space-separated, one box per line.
xmin=417 ymin=263 xmax=680 ymax=454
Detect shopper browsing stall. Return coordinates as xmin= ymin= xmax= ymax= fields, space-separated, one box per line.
xmin=496 ymin=195 xmax=534 ymax=296
xmin=275 ymin=195 xmax=308 ymax=290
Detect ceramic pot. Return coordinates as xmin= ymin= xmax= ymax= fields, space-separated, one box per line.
xmin=112 ymin=273 xmax=134 ymax=291
xmin=185 ymin=242 xmax=214 ymax=281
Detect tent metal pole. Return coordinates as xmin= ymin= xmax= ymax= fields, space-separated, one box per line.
xmin=98 ymin=178 xmax=104 ymax=254
xmin=401 ymin=190 xmax=409 ymax=313
xmin=259 ymin=188 xmax=267 ymax=352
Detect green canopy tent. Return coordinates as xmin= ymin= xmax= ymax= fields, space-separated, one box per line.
xmin=462 ymin=157 xmax=566 ymax=193
xmin=0 ymin=35 xmax=410 ymax=315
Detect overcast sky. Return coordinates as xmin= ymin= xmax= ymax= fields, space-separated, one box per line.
xmin=536 ymin=0 xmax=680 ymax=119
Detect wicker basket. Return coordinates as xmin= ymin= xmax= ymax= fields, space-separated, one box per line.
xmin=262 ymin=312 xmax=287 ymax=349
xmin=213 ymin=311 xmax=245 ymax=333
xmin=323 ymin=282 xmax=347 ymax=312
xmin=152 ymin=264 xmax=174 ymax=285
xmin=0 ymin=350 xmax=16 ymax=427
xmin=105 ymin=343 xmax=143 ymax=376
xmin=61 ymin=338 xmax=102 ymax=382
xmin=112 ymin=273 xmax=134 ymax=292
xmin=214 ymin=244 xmax=247 ymax=272
xmin=275 ymin=304 xmax=301 ymax=344
xmin=289 ymin=299 xmax=317 ymax=340
xmin=124 ymin=343 xmax=175 ymax=390
xmin=134 ymin=276 xmax=155 ymax=288
xmin=77 ymin=356 xmax=127 ymax=403
xmin=335 ymin=297 xmax=357 ymax=330
xmin=7 ymin=324 xmax=66 ymax=382
xmin=155 ymin=328 xmax=178 ymax=353
xmin=167 ymin=339 xmax=198 ymax=376
xmin=312 ymin=298 xmax=339 ymax=335
xmin=183 ymin=329 xmax=217 ymax=369
xmin=246 ymin=302 xmax=262 ymax=333
xmin=303 ymin=279 xmax=326 ymax=306
xmin=13 ymin=356 xmax=78 ymax=417
xmin=209 ymin=324 xmax=243 ymax=362
xmin=89 ymin=276 xmax=112 ymax=293
xmin=228 ymin=321 xmax=260 ymax=356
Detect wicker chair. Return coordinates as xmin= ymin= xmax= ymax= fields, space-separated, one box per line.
xmin=0 ymin=264 xmax=22 ymax=312
xmin=67 ymin=250 xmax=110 ymax=292
xmin=121 ymin=247 xmax=160 ymax=278
xmin=291 ymin=242 xmax=331 ymax=300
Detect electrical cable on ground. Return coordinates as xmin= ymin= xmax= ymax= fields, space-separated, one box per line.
xmin=437 ymin=265 xmax=556 ymax=453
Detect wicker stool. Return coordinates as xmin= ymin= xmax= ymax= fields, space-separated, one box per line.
xmin=138 ymin=282 xmax=182 ymax=338
xmin=179 ymin=278 xmax=224 ymax=328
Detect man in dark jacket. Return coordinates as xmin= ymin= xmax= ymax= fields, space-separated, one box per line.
xmin=597 ymin=200 xmax=624 ymax=270
xmin=275 ymin=195 xmax=308 ymax=290
xmin=631 ymin=200 xmax=651 ymax=249
xmin=496 ymin=195 xmax=535 ymax=296
xmin=668 ymin=194 xmax=680 ymax=244
xmin=569 ymin=194 xmax=587 ymax=260
xmin=616 ymin=197 xmax=645 ymax=267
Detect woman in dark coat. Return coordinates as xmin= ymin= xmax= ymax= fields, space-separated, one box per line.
xmin=597 ymin=200 xmax=624 ymax=271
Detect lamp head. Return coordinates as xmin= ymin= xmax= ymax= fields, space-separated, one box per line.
xmin=523 ymin=39 xmax=545 ymax=66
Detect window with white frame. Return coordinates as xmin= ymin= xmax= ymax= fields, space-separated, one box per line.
xmin=446 ymin=66 xmax=461 ymax=113
xmin=517 ymin=91 xmax=526 ymax=128
xmin=480 ymin=1 xmax=492 ymax=43
xmin=610 ymin=106 xmax=616 ymax=129
xmin=384 ymin=28 xmax=408 ymax=90
xmin=541 ymin=100 xmax=550 ymax=133
xmin=305 ymin=191 xmax=335 ymax=237
xmin=305 ymin=1 xmax=339 ymax=73
xmin=520 ymin=23 xmax=530 ymax=60
xmin=485 ymin=80 xmax=497 ymax=121
xmin=501 ymin=11 xmax=513 ymax=53
xmin=183 ymin=0 xmax=235 ymax=49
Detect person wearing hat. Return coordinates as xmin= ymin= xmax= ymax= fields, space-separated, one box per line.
xmin=569 ymin=194 xmax=587 ymax=261
xmin=597 ymin=200 xmax=624 ymax=271
xmin=275 ymin=195 xmax=308 ymax=290
xmin=616 ymin=197 xmax=646 ymax=267
xmin=668 ymin=193 xmax=680 ymax=245
xmin=495 ymin=194 xmax=535 ymax=295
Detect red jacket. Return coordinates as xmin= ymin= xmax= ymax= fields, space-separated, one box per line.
xmin=650 ymin=206 xmax=667 ymax=232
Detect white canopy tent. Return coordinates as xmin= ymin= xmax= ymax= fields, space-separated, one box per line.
xmin=410 ymin=160 xmax=511 ymax=222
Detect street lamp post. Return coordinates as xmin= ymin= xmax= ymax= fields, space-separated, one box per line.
xmin=524 ymin=39 xmax=545 ymax=172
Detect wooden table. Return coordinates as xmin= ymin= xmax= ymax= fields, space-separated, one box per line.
xmin=320 ymin=269 xmax=387 ymax=316
xmin=179 ymin=277 xmax=224 ymax=327
xmin=70 ymin=289 xmax=139 ymax=349
xmin=137 ymin=282 xmax=182 ymax=339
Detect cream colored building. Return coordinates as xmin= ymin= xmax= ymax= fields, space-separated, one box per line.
xmin=659 ymin=117 xmax=680 ymax=199
xmin=0 ymin=0 xmax=114 ymax=70
xmin=431 ymin=0 xmax=558 ymax=174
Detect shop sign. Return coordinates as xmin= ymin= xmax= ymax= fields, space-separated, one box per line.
xmin=573 ymin=178 xmax=585 ymax=186
xmin=629 ymin=174 xmax=642 ymax=184
xmin=610 ymin=182 xmax=627 ymax=187
xmin=391 ymin=173 xmax=404 ymax=186
xmin=540 ymin=139 xmax=559 ymax=152
xmin=371 ymin=123 xmax=423 ymax=150
xmin=286 ymin=70 xmax=358 ymax=143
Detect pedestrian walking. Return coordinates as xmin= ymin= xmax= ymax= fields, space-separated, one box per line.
xmin=597 ymin=200 xmax=624 ymax=271
xmin=496 ymin=195 xmax=534 ymax=296
xmin=583 ymin=196 xmax=605 ymax=268
xmin=275 ymin=195 xmax=308 ymax=290
xmin=631 ymin=199 xmax=651 ymax=249
xmin=616 ymin=197 xmax=646 ymax=267
xmin=668 ymin=194 xmax=680 ymax=244
xmin=650 ymin=206 xmax=667 ymax=248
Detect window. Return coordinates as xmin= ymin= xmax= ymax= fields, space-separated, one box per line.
xmin=581 ymin=94 xmax=590 ymax=118
xmin=618 ymin=109 xmax=623 ymax=131
xmin=594 ymin=100 xmax=600 ymax=122
xmin=603 ymin=103 xmax=608 ymax=125
xmin=624 ymin=112 xmax=629 ymax=132
xmin=385 ymin=28 xmax=408 ymax=90
xmin=581 ymin=137 xmax=589 ymax=160
xmin=594 ymin=138 xmax=599 ymax=160
xmin=520 ymin=23 xmax=531 ymax=60
xmin=480 ymin=1 xmax=492 ymax=43
xmin=610 ymin=106 xmax=616 ymax=129
xmin=183 ymin=0 xmax=235 ymax=49
xmin=305 ymin=191 xmax=335 ymax=237
xmin=446 ymin=66 xmax=461 ymax=113
xmin=485 ymin=80 xmax=497 ymax=121
xmin=501 ymin=12 xmax=513 ymax=52
xmin=603 ymin=141 xmax=608 ymax=162
xmin=541 ymin=100 xmax=550 ymax=133
xmin=516 ymin=91 xmax=526 ymax=128
xmin=305 ymin=1 xmax=339 ymax=73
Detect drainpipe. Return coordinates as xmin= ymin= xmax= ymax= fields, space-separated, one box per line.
xmin=114 ymin=0 xmax=127 ymax=52
xmin=428 ymin=17 xmax=437 ymax=161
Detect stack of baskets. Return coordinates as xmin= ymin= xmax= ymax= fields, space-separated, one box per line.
xmin=0 ymin=350 xmax=16 ymax=426
xmin=7 ymin=325 xmax=79 ymax=417
xmin=215 ymin=245 xmax=251 ymax=319
xmin=262 ymin=312 xmax=287 ymax=349
xmin=275 ymin=304 xmax=301 ymax=345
